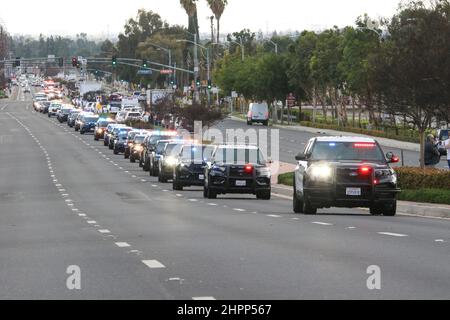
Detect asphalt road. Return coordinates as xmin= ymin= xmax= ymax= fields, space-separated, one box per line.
xmin=0 ymin=88 xmax=449 ymax=299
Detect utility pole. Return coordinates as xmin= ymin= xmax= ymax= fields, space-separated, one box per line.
xmin=193 ymin=33 xmax=199 ymax=103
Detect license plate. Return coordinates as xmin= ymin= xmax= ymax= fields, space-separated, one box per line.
xmin=346 ymin=188 xmax=361 ymax=196
xmin=236 ymin=180 xmax=246 ymax=187
xmin=198 ymin=174 xmax=204 ymax=180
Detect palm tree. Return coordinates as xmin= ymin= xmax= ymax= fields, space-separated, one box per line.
xmin=180 ymin=0 xmax=199 ymax=41
xmin=207 ymin=0 xmax=227 ymax=43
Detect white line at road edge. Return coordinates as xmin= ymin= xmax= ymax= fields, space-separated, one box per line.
xmin=192 ymin=297 xmax=216 ymax=300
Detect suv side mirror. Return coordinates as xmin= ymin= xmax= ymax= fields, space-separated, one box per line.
xmin=295 ymin=153 xmax=307 ymax=161
xmin=386 ymin=152 xmax=400 ymax=163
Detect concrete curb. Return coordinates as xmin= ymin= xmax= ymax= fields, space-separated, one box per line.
xmin=229 ymin=115 xmax=420 ymax=152
xmin=397 ymin=201 xmax=450 ymax=219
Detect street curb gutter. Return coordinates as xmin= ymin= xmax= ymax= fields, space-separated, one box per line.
xmin=397 ymin=201 xmax=450 ymax=219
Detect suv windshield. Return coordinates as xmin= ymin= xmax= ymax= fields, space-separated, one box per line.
xmin=84 ymin=117 xmax=99 ymax=123
xmin=180 ymin=146 xmax=214 ymax=162
xmin=310 ymin=142 xmax=385 ymax=161
xmin=156 ymin=142 xmax=168 ymax=154
xmin=215 ymin=148 xmax=265 ymax=165
xmin=149 ymin=135 xmax=173 ymax=146
xmin=165 ymin=143 xmax=183 ymax=156
xmin=134 ymin=136 xmax=145 ymax=144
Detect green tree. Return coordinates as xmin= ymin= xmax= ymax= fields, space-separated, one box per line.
xmin=207 ymin=0 xmax=228 ymax=43
xmin=372 ymin=0 xmax=450 ymax=168
xmin=180 ymin=0 xmax=200 ymax=41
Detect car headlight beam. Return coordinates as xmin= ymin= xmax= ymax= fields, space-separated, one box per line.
xmin=309 ymin=165 xmax=332 ymax=180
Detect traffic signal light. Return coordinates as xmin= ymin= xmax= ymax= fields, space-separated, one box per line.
xmin=58 ymin=57 xmax=64 ymax=67
xmin=142 ymin=59 xmax=148 ymax=68
xmin=14 ymin=57 xmax=21 ymax=67
xmin=72 ymin=57 xmax=78 ymax=67
xmin=112 ymin=56 xmax=117 ymax=67
xmin=196 ymin=78 xmax=201 ymax=87
xmin=207 ymin=79 xmax=212 ymax=90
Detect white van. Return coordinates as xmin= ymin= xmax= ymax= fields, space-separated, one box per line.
xmin=247 ymin=102 xmax=269 ymax=126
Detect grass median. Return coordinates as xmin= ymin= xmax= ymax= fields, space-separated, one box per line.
xmin=277 ymin=172 xmax=450 ymax=205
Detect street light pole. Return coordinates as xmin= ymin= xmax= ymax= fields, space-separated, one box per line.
xmin=194 ymin=33 xmax=199 ymax=103
xmin=228 ymin=40 xmax=245 ymax=61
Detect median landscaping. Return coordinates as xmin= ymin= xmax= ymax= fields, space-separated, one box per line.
xmin=277 ymin=167 xmax=450 ymax=205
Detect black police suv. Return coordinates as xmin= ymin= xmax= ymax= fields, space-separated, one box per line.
xmin=203 ymin=145 xmax=272 ymax=200
xmin=173 ymin=144 xmax=216 ymax=191
xmin=292 ymin=137 xmax=401 ymax=216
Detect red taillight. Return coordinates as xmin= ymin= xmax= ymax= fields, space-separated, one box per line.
xmin=244 ymin=165 xmax=253 ymax=174
xmin=373 ymin=179 xmax=379 ymax=185
xmin=354 ymin=143 xmax=375 ymax=148
xmin=391 ymin=156 xmax=400 ymax=163
xmin=358 ymin=166 xmax=372 ymax=175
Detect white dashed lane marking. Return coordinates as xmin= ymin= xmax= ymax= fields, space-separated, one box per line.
xmin=312 ymin=222 xmax=333 ymax=226
xmin=142 ymin=260 xmax=166 ymax=269
xmin=192 ymin=297 xmax=216 ymax=301
xmin=115 ymin=242 xmax=131 ymax=248
xmin=378 ymin=232 xmax=408 ymax=237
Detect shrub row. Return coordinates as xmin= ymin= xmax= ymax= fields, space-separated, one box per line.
xmin=395 ymin=167 xmax=450 ymax=190
xmin=298 ymin=121 xmax=420 ymax=143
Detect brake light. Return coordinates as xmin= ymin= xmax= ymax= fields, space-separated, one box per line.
xmin=373 ymin=179 xmax=379 ymax=185
xmin=391 ymin=156 xmax=400 ymax=163
xmin=358 ymin=166 xmax=372 ymax=175
xmin=354 ymin=143 xmax=375 ymax=148
xmin=244 ymin=165 xmax=253 ymax=174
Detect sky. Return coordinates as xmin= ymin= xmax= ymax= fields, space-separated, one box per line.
xmin=1 ymin=0 xmax=401 ymax=38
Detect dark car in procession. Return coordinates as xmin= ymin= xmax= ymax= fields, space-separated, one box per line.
xmin=292 ymin=137 xmax=401 ymax=216
xmin=94 ymin=118 xmax=116 ymax=141
xmin=56 ymin=106 xmax=73 ymax=123
xmin=112 ymin=127 xmax=133 ymax=153
xmin=67 ymin=109 xmax=81 ymax=127
xmin=203 ymin=145 xmax=272 ymax=200
xmin=157 ymin=141 xmax=190 ymax=183
xmin=141 ymin=132 xmax=178 ymax=171
xmin=173 ymin=144 xmax=216 ymax=190
xmin=79 ymin=114 xmax=100 ymax=134
xmin=129 ymin=134 xmax=147 ymax=163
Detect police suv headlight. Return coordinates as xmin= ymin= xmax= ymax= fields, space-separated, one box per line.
xmin=309 ymin=165 xmax=333 ymax=180
xmin=375 ymin=169 xmax=397 ymax=183
xmin=212 ymin=165 xmax=226 ymax=173
xmin=165 ymin=156 xmax=177 ymax=166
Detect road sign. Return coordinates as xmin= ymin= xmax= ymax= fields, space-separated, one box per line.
xmin=287 ymin=93 xmax=296 ymax=107
xmin=160 ymin=69 xmax=173 ymax=74
xmin=137 ymin=69 xmax=152 ymax=75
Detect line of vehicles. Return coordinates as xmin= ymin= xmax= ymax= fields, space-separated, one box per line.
xmin=32 ymin=90 xmax=403 ymax=216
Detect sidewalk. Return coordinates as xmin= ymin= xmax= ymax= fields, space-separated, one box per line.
xmin=271 ymin=184 xmax=450 ymax=219
xmin=230 ymin=115 xmax=420 ymax=152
